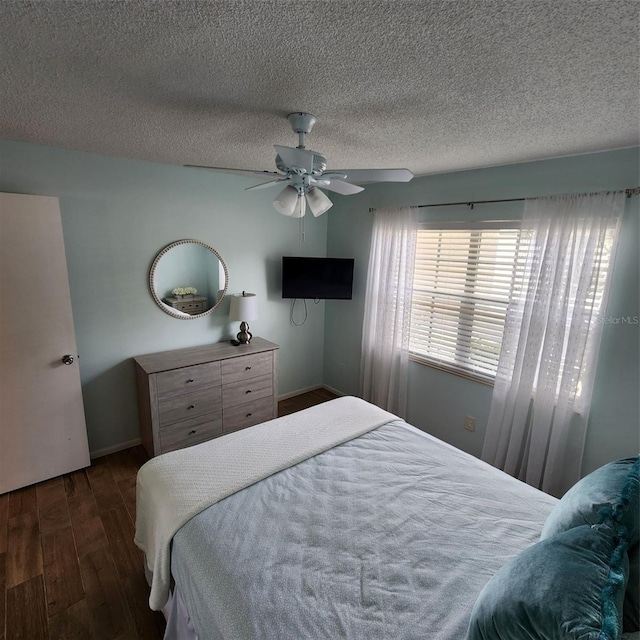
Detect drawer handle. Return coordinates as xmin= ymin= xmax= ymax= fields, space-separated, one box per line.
xmin=245 ymin=389 xmax=252 ymax=394
xmin=246 ymin=412 xmax=252 ymax=418
xmin=186 ymin=378 xmax=194 ymax=383
xmin=187 ymin=404 xmax=195 ymax=410
xmin=189 ymin=429 xmax=197 ymax=435
xmin=245 ymin=366 xmax=252 ymax=370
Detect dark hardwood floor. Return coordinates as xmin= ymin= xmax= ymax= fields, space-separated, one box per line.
xmin=0 ymin=388 xmax=338 ymax=640
xmin=277 ymin=387 xmax=339 ymax=416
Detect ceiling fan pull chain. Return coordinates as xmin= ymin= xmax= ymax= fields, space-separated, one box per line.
xmin=299 ymin=213 xmax=306 ymax=247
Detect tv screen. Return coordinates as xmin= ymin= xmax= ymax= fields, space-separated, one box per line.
xmin=282 ymin=257 xmax=354 ymax=300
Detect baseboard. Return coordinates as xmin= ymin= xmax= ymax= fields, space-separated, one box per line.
xmin=90 ymin=437 xmax=142 ymax=459
xmin=277 ymin=385 xmax=322 ymax=401
xmin=320 ymin=384 xmax=347 ymax=397
xmin=278 ymin=384 xmax=347 ymax=401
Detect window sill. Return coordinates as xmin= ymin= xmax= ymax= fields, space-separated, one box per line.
xmin=408 ymin=354 xmax=495 ymax=387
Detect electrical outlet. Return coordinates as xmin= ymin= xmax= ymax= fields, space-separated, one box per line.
xmin=338 ymin=362 xmax=345 ymax=375
xmin=464 ymin=415 xmax=476 ymax=432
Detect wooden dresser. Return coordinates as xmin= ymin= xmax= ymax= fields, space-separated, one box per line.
xmin=133 ymin=337 xmax=279 ymax=457
xmin=162 ymin=295 xmax=208 ymax=315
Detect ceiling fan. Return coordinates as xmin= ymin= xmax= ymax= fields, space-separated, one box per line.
xmin=185 ymin=112 xmax=414 ymax=218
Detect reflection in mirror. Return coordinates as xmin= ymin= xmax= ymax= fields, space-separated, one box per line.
xmin=150 ymin=239 xmax=228 ymax=319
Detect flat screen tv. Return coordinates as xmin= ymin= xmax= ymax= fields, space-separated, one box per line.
xmin=282 ymin=257 xmax=354 ymax=300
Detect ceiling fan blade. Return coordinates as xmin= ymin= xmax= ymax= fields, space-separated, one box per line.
xmin=245 ymin=179 xmax=289 ymax=191
xmin=321 ymin=180 xmax=365 ymax=196
xmin=274 ymin=145 xmax=315 ymax=173
xmin=184 ymin=165 xmax=283 ymax=180
xmin=329 ymin=168 xmax=414 ymax=184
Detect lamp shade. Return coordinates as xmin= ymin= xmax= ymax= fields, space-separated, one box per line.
xmin=306 ymin=187 xmax=333 ymax=217
xmin=229 ymin=292 xmax=258 ymax=322
xmin=273 ymin=186 xmax=299 ymax=216
xmin=290 ymin=194 xmax=306 ymax=219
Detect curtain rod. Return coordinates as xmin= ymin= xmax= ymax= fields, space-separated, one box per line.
xmin=367 ymin=187 xmax=640 ymax=212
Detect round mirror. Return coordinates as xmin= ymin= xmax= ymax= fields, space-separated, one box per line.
xmin=150 ymin=239 xmax=229 ymax=319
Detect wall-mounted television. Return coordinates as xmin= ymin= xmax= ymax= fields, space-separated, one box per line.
xmin=282 ymin=257 xmax=354 ymax=300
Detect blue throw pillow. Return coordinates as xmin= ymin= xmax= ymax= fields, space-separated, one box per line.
xmin=541 ymin=457 xmax=640 ymax=547
xmin=625 ymin=545 xmax=639 ymax=632
xmin=467 ymin=523 xmax=629 ymax=640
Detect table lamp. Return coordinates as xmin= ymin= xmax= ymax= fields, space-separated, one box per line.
xmin=229 ymin=291 xmax=258 ymax=344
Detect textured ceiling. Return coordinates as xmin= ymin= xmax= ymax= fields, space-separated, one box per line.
xmin=1 ymin=1 xmax=638 ymax=177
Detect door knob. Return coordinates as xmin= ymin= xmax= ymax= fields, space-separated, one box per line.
xmin=62 ymin=354 xmax=74 ymax=365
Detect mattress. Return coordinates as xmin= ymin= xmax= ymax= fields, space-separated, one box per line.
xmin=169 ymin=419 xmax=557 ymax=639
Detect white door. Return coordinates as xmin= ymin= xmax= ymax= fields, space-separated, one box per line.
xmin=0 ymin=192 xmax=90 ymax=494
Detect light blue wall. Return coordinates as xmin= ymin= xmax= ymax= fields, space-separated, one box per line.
xmin=325 ymin=148 xmax=640 ymax=476
xmin=0 ymin=139 xmax=328 ymax=454
xmin=2 ymin=139 xmax=637 ymax=474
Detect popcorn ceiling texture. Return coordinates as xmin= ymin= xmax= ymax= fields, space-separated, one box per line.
xmin=0 ymin=1 xmax=638 ymax=176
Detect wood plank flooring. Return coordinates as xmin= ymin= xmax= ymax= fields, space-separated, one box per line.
xmin=277 ymin=387 xmax=338 ymax=416
xmin=2 ymin=447 xmax=164 ymax=640
xmin=0 ymin=388 xmax=338 ymax=639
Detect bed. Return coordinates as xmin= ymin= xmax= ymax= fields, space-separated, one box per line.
xmin=134 ymin=396 xmax=639 ymax=640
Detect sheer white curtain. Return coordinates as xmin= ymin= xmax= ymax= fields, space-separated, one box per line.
xmin=360 ymin=206 xmax=417 ymax=417
xmin=482 ymin=191 xmax=625 ymax=497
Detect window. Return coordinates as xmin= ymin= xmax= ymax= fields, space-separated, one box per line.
xmin=409 ymin=221 xmax=617 ymax=385
xmin=409 ymin=223 xmax=532 ymax=382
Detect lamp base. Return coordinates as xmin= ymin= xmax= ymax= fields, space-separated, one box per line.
xmin=237 ymin=321 xmax=253 ymax=344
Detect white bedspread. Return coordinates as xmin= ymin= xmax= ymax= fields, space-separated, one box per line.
xmin=171 ymin=421 xmax=558 ymax=639
xmin=134 ymin=396 xmax=397 ymax=610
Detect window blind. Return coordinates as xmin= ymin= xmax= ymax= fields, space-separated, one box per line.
xmin=409 ymin=224 xmax=532 ymax=381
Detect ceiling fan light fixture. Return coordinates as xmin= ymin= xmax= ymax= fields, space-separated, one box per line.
xmin=306 ymin=187 xmax=333 ymax=217
xmin=291 ymin=194 xmax=306 ymax=219
xmin=273 ymin=185 xmax=299 ymax=216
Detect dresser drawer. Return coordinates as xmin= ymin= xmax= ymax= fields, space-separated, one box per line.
xmin=158 ymin=386 xmax=222 ymax=427
xmin=221 ymin=351 xmax=273 ymax=385
xmin=223 ymin=396 xmax=275 ymax=433
xmin=175 ymin=300 xmax=207 ymax=314
xmin=156 ymin=361 xmax=221 ymax=397
xmin=222 ymin=373 xmax=273 ymax=410
xmin=159 ymin=413 xmax=223 ymax=453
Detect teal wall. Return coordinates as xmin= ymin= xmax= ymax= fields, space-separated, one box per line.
xmin=0 ymin=139 xmax=328 ymax=454
xmin=2 ymin=138 xmax=637 ymax=475
xmin=324 ymin=148 xmax=640 ymax=476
